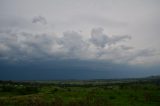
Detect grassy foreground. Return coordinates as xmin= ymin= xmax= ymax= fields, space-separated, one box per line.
xmin=0 ymin=77 xmax=160 ymax=106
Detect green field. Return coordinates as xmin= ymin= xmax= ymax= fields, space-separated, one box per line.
xmin=0 ymin=77 xmax=160 ymax=106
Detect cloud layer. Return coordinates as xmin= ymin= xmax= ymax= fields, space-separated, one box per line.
xmin=0 ymin=24 xmax=159 ymax=65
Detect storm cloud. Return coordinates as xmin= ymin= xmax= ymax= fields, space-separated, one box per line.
xmin=0 ymin=26 xmax=159 ymax=65
xmin=0 ymin=0 xmax=160 ymax=80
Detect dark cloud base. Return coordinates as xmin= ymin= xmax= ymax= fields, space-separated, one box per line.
xmin=0 ymin=59 xmax=159 ymax=80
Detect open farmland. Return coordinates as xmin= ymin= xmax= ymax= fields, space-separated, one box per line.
xmin=0 ymin=76 xmax=160 ymax=106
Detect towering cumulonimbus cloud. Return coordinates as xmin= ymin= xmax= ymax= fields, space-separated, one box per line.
xmin=0 ymin=26 xmax=158 ymax=65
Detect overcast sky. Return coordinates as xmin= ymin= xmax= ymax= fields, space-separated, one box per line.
xmin=0 ymin=0 xmax=160 ymax=80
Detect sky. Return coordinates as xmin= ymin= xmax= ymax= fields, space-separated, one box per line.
xmin=0 ymin=0 xmax=160 ymax=80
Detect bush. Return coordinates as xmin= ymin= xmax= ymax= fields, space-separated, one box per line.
xmin=51 ymin=97 xmax=64 ymax=106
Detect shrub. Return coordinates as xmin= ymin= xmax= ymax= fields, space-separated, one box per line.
xmin=51 ymin=97 xmax=64 ymax=106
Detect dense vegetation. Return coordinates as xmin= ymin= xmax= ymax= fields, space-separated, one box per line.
xmin=0 ymin=77 xmax=160 ymax=106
